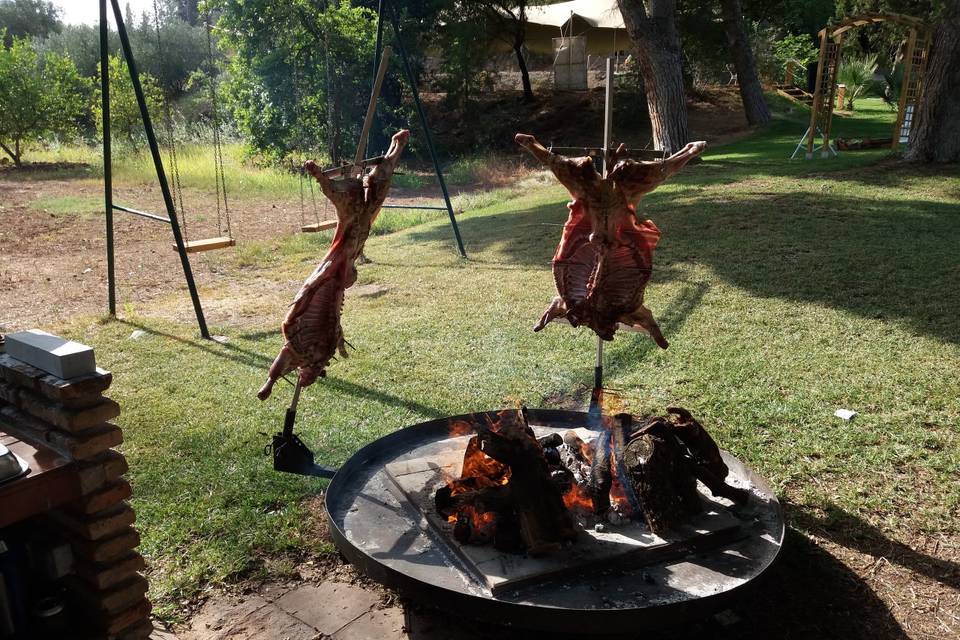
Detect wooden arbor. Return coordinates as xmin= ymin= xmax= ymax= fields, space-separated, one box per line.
xmin=802 ymin=13 xmax=932 ymax=159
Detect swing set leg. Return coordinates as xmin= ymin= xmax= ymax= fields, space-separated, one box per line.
xmin=101 ymin=0 xmax=211 ymax=339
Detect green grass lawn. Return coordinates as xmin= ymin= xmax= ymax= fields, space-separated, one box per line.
xmin=44 ymin=97 xmax=959 ymax=621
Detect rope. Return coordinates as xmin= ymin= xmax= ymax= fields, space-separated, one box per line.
xmin=293 ymin=56 xmax=322 ymax=228
xmin=203 ymin=5 xmax=232 ymax=239
xmin=152 ymin=0 xmax=188 ymax=240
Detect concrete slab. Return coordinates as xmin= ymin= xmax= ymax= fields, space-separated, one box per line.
xmin=221 ymin=604 xmax=317 ymax=640
xmin=179 ymin=595 xmax=270 ymax=640
xmin=5 ymin=329 xmax=96 ymax=379
xmin=276 ymin=582 xmax=379 ymax=635
xmin=332 ymin=607 xmax=406 ymax=640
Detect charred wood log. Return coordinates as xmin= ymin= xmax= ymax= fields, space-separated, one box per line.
xmin=622 ymin=426 xmax=701 ymax=534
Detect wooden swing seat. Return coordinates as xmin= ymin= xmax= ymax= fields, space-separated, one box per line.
xmin=300 ymin=220 xmax=338 ymax=233
xmin=175 ymin=236 xmax=236 ymax=253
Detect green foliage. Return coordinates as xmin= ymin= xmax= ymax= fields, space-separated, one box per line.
xmin=837 ymin=53 xmax=879 ymax=110
xmin=432 ymin=12 xmax=495 ymax=109
xmin=0 ymin=0 xmax=60 ymax=47
xmin=219 ymin=0 xmax=399 ymax=164
xmin=0 ymin=36 xmax=87 ymax=166
xmin=751 ymin=25 xmax=819 ymax=82
xmin=93 ymin=54 xmax=164 ymax=151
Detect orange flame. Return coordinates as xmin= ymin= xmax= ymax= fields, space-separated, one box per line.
xmin=563 ymin=482 xmax=593 ymax=513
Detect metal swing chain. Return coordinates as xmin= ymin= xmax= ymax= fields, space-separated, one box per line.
xmin=293 ymin=54 xmax=323 ymax=228
xmin=203 ymin=5 xmax=232 ymax=240
xmin=152 ymin=0 xmax=189 ymax=241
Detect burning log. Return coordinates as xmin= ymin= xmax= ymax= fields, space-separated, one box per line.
xmin=436 ymin=409 xmax=577 ymax=556
xmin=622 ymin=419 xmax=702 ymax=533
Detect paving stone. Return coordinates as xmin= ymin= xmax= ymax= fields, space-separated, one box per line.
xmin=180 ymin=595 xmax=270 ymax=639
xmin=332 ymin=607 xmax=406 ymax=640
xmin=222 ymin=604 xmax=317 ymax=640
xmin=276 ymin=582 xmax=379 ymax=635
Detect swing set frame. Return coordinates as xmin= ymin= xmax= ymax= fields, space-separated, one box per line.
xmin=100 ymin=0 xmax=467 ymax=342
xmin=99 ymin=0 xmax=213 ymax=338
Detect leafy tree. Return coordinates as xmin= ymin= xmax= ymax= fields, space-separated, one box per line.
xmin=0 ymin=0 xmax=60 ymax=47
xmin=35 ymin=24 xmax=107 ymax=77
xmin=94 ymin=53 xmax=164 ymax=151
xmin=433 ymin=7 xmax=495 ymax=108
xmin=0 ymin=35 xmax=87 ymax=166
xmin=218 ymin=0 xmax=390 ymax=163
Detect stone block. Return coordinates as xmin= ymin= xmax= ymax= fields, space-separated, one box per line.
xmin=49 ymin=422 xmax=124 ymax=461
xmin=5 ymin=330 xmax=96 ymax=380
xmin=77 ymin=450 xmax=129 ymax=495
xmin=112 ymin=619 xmax=155 ymax=640
xmin=70 ymin=479 xmax=132 ymax=515
xmin=4 ymin=383 xmax=121 ymax=432
xmin=72 ymin=527 xmax=141 ymax=563
xmin=52 ymin=502 xmax=136 ymax=541
xmin=0 ymin=353 xmax=112 ymax=408
xmin=68 ymin=574 xmax=149 ymax=614
xmin=97 ymin=598 xmax=152 ymax=636
xmin=0 ymin=404 xmax=54 ymax=449
xmin=75 ymin=551 xmax=146 ymax=590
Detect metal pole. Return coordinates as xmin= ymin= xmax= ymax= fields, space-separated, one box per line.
xmin=110 ymin=0 xmax=210 ymax=339
xmin=354 ymin=47 xmax=392 ymax=168
xmin=595 ymin=57 xmax=615 ymax=391
xmin=100 ymin=0 xmax=115 ymax=316
xmin=366 ymin=0 xmax=386 ymax=158
xmin=387 ymin=2 xmax=467 ymax=259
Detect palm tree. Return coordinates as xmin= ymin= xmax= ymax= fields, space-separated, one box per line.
xmin=837 ymin=54 xmax=879 ymax=111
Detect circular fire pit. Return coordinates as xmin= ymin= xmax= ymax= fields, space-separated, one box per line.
xmin=325 ymin=409 xmax=784 ymax=634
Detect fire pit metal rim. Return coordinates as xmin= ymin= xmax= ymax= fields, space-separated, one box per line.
xmin=324 ymin=408 xmax=785 ymax=634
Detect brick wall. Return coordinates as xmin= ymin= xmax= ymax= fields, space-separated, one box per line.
xmin=0 ymin=352 xmax=152 ymax=640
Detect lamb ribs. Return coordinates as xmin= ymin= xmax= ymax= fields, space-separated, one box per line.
xmin=515 ymin=134 xmax=706 ymax=346
xmin=258 ymin=129 xmax=410 ymax=400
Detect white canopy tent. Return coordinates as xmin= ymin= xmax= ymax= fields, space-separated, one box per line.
xmin=516 ymin=0 xmax=629 ymax=55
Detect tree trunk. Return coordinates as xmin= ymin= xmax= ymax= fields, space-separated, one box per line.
xmin=720 ymin=0 xmax=770 ymax=126
xmin=905 ymin=0 xmax=960 ymax=163
xmin=515 ymin=41 xmax=534 ymax=101
xmin=616 ymin=0 xmax=689 ymax=154
xmin=0 ymin=140 xmax=20 ymax=167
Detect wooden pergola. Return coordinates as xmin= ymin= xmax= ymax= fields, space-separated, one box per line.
xmin=801 ymin=13 xmax=933 ymax=159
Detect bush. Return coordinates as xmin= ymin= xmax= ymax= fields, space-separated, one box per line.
xmin=0 ymin=35 xmax=89 ymax=166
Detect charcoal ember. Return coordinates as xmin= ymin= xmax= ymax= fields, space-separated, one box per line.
xmin=543 ymin=446 xmax=561 ymax=466
xmin=537 ymin=433 xmax=563 ymax=448
xmin=549 ymin=467 xmax=573 ymax=494
xmin=557 ymin=442 xmax=591 ymax=486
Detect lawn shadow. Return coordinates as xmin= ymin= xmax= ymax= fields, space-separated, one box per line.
xmin=789 ymin=500 xmax=959 ymax=592
xmin=115 ymin=319 xmax=445 ymax=418
xmin=410 ymin=183 xmax=960 ymax=345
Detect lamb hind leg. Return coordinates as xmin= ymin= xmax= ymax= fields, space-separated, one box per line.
xmin=620 ymin=305 xmax=669 ymax=349
xmin=534 ymin=296 xmax=568 ymax=332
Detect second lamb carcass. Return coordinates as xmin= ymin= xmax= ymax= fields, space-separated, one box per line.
xmin=257 ymin=129 xmax=410 ymax=400
xmin=515 ymin=134 xmax=705 ymax=346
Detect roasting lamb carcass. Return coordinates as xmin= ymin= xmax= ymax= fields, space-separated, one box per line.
xmin=515 ymin=134 xmax=705 ymax=345
xmin=257 ymin=129 xmax=410 ymax=400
